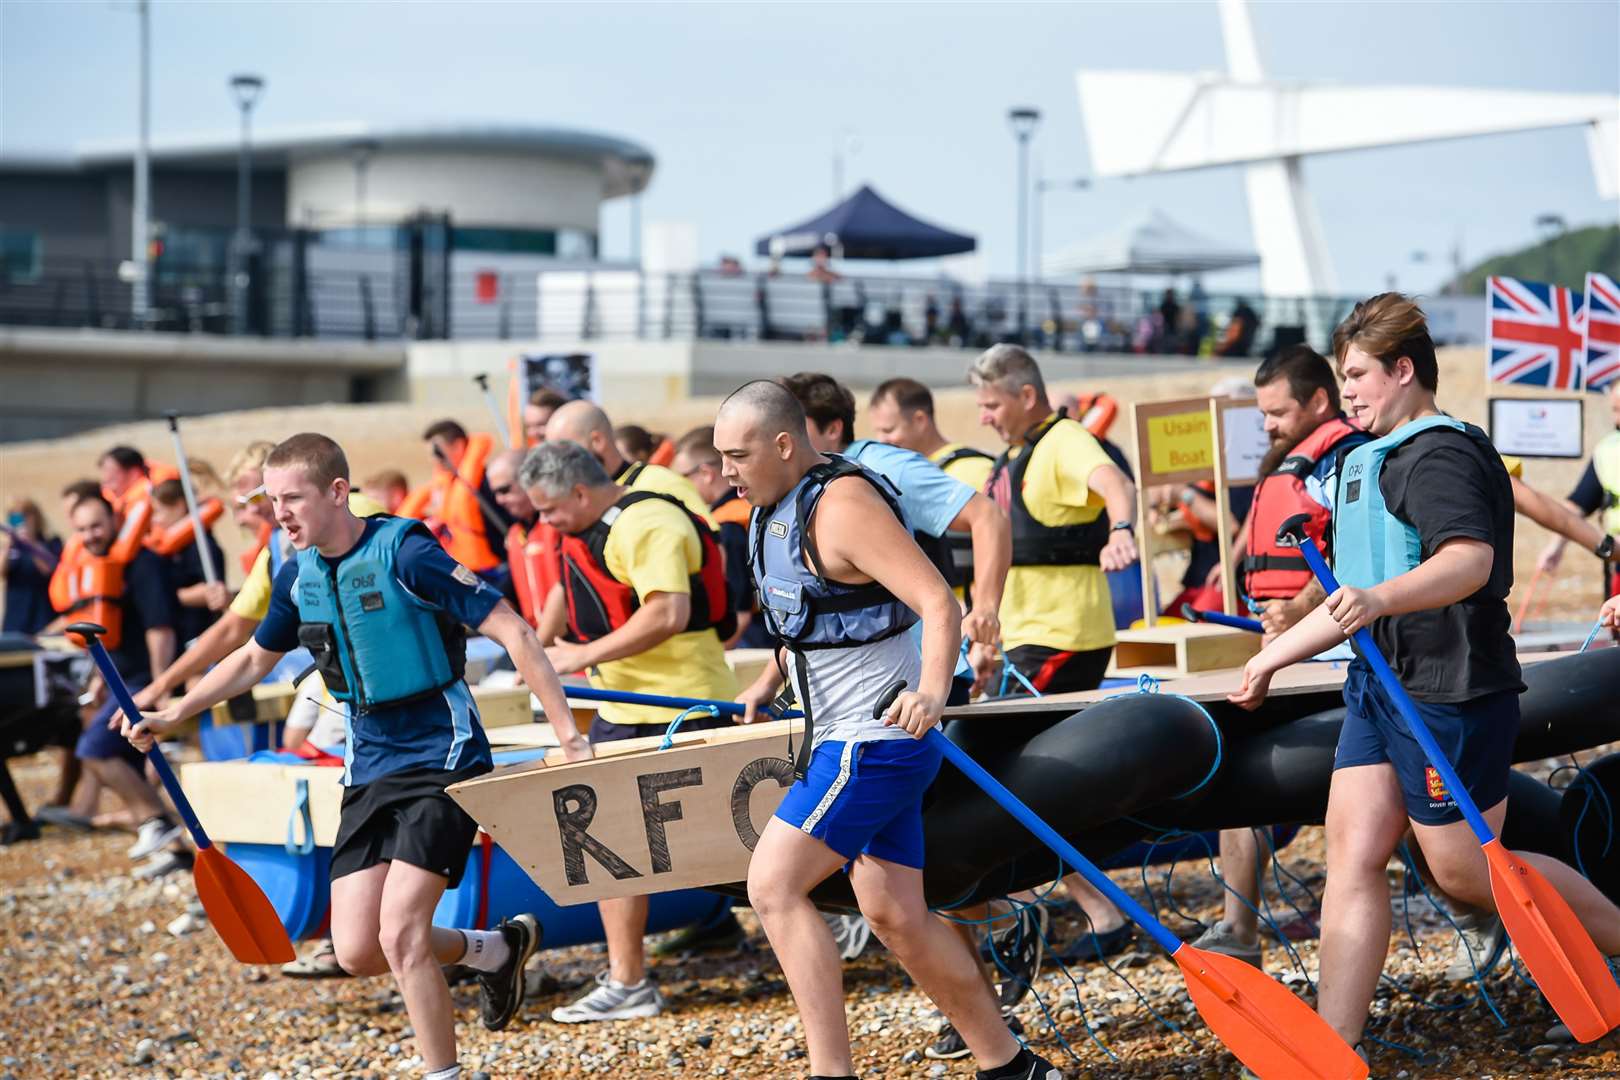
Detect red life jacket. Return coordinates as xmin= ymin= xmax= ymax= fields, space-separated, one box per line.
xmin=505 ymin=518 xmax=559 ymax=627
xmin=1242 ymin=417 xmax=1366 ymax=600
xmin=559 ymin=492 xmax=735 ymax=644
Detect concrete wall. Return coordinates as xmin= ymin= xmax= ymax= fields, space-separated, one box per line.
xmin=0 ymin=328 xmax=404 ymax=441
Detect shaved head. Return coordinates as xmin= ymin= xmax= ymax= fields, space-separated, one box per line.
xmin=546 ymin=400 xmax=613 ymax=444
xmin=485 ymin=449 xmax=525 ymax=484
xmin=714 ymin=381 xmax=819 ymax=507
xmin=718 ymin=380 xmax=810 ymax=446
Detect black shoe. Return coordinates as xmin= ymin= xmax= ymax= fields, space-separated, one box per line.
xmin=990 ymin=904 xmax=1047 ymax=1009
xmin=1055 ymin=923 xmax=1133 ymax=966
xmin=976 ymin=1047 xmax=1062 ymax=1079
xmin=479 ymin=913 xmax=540 ymax=1031
xmin=2 ymin=819 xmax=42 ymax=845
xmin=651 ymin=910 xmax=746 ymax=956
xmin=926 ymin=1012 xmax=1023 ymax=1061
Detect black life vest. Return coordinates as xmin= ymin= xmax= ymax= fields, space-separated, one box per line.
xmin=985 ymin=412 xmax=1108 ymax=567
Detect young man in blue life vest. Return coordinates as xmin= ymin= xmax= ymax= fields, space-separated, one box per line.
xmin=118 ymin=433 xmax=585 ymax=1080
xmin=1227 ymin=294 xmax=1620 ymax=1054
xmin=718 ymin=381 xmax=1062 ymax=1080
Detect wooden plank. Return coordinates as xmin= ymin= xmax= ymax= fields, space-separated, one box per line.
xmin=486 ymin=723 xmax=561 ymax=748
xmin=178 ymin=760 xmax=345 ymax=846
xmin=449 ymin=719 xmax=802 ymax=905
xmin=1111 ymin=623 xmax=1260 ymax=673
xmin=474 ymin=686 xmax=534 ymax=729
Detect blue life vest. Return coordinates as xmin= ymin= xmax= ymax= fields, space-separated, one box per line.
xmin=750 ymin=457 xmax=919 ymax=650
xmin=291 ymin=517 xmax=467 ymax=712
xmin=1332 ymin=414 xmax=1469 ymax=589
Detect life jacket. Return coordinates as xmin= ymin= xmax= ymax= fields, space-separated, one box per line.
xmin=105 ymin=463 xmax=179 ymax=518
xmin=1071 ymin=392 xmax=1119 ymax=439
xmin=49 ymin=499 xmax=153 ymax=650
xmin=1243 ymin=417 xmax=1367 ymax=600
xmin=1594 ymin=430 xmax=1620 ymax=539
xmin=290 ymin=516 xmax=467 ymax=712
xmin=925 ymin=445 xmax=995 ymax=592
xmin=433 ymin=433 xmax=501 ymax=572
xmin=709 ymin=492 xmax=752 ymax=530
xmin=240 ymin=518 xmax=274 ymax=575
xmin=648 ymin=437 xmax=676 ymax=468
xmin=1333 ymin=415 xmax=1496 ymax=589
xmin=146 ymin=497 xmax=225 ymax=557
xmin=751 ymin=457 xmax=918 ymax=778
xmin=505 ymin=518 xmax=556 ymax=627
xmin=558 ymin=492 xmax=735 ymax=644
xmin=986 ymin=412 xmax=1108 ymax=568
xmin=1180 ymin=480 xmax=1218 ymax=543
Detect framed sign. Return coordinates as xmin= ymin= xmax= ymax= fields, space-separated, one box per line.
xmin=1219 ymin=403 xmax=1270 ymax=485
xmin=1488 ymin=397 xmax=1585 ymax=459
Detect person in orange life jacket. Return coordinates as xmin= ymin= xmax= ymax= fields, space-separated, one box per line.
xmin=148 ymin=479 xmax=227 ymax=646
xmin=672 ymin=425 xmax=766 ymax=648
xmin=364 ymin=469 xmax=410 ymax=516
xmin=122 ymin=433 xmax=581 ymax=1073
xmin=399 ymin=420 xmax=511 ymax=577
xmin=522 ymin=386 xmax=568 ymax=448
xmin=518 ymin=440 xmax=739 ymax=1024
xmin=485 ymin=449 xmax=556 ymax=631
xmin=615 ymin=424 xmax=659 ymax=464
xmin=719 ymin=382 xmax=1062 ymax=1080
xmin=56 ymin=493 xmax=185 ymax=863
xmin=1229 ymin=294 xmax=1620 ymax=1049
xmin=780 ymin=373 xmax=1011 ymax=700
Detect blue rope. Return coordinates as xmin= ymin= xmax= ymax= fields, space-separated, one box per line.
xmin=1103 ymin=674 xmax=1223 ymax=801
xmin=659 ymin=704 xmax=719 ymax=750
xmin=1578 ymin=618 xmax=1604 ymax=654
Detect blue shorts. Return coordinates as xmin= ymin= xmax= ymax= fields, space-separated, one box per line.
xmin=1334 ymin=663 xmax=1519 ymax=826
xmin=773 ymin=736 xmax=942 ymax=869
xmin=77 ymin=680 xmax=150 ymax=769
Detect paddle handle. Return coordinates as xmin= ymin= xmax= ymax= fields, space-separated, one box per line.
xmin=1283 ymin=529 xmax=1497 ymax=844
xmin=473 ymin=373 xmax=512 ymax=446
xmin=563 ymin=683 xmax=802 ymax=719
xmin=1180 ymin=603 xmax=1262 ymax=634
xmin=165 ymin=412 xmax=220 ymax=587
xmin=73 ymin=624 xmax=214 ymax=851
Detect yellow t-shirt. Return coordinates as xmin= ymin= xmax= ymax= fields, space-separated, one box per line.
xmin=998 ymin=417 xmax=1118 ymax=653
xmin=1499 ymin=453 xmax=1524 ymax=479
xmin=625 ymin=463 xmax=716 ymax=528
xmin=227 ymin=492 xmax=390 ymax=621
xmin=591 ymin=497 xmax=738 ymax=725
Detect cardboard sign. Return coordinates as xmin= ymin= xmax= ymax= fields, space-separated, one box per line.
xmin=1488 ymin=397 xmax=1585 ymax=459
xmin=1220 ymin=403 xmax=1270 ymax=484
xmin=1138 ymin=402 xmax=1216 ymax=484
xmin=449 ymin=719 xmax=803 ymax=906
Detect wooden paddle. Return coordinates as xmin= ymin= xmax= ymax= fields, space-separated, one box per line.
xmin=861 ymin=682 xmax=1367 ymax=1080
xmin=70 ymin=623 xmax=295 ymax=965
xmin=1279 ymin=523 xmax=1620 ymax=1042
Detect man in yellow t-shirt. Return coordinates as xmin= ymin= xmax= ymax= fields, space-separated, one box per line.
xmin=519 ymin=439 xmax=738 ymax=1023
xmin=970 ymin=344 xmax=1137 ymax=694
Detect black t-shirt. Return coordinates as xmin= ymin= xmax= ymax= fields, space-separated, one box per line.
xmin=111 ymin=548 xmax=179 ymax=682
xmin=3 ymin=535 xmax=63 ymax=635
xmin=1568 ymin=459 xmax=1603 ymax=517
xmin=165 ymin=532 xmax=226 ymax=644
xmin=1371 ymin=423 xmax=1523 ymax=703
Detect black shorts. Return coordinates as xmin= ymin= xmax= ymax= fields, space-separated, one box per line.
xmin=1003 ymin=645 xmax=1112 ymax=696
xmin=588 ymin=710 xmax=735 ymax=745
xmin=330 ymin=763 xmax=490 ymax=887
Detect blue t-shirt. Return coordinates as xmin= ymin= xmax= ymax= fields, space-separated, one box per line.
xmin=255 ymin=519 xmax=503 ymax=786
xmin=844 ymin=440 xmax=977 ymax=681
xmin=3 ymin=535 xmax=63 ymax=635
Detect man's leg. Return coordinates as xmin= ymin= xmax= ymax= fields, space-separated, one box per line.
xmin=81 ymin=756 xmax=165 ymax=821
xmin=1061 ymin=873 xmax=1126 ymax=933
xmin=747 ymin=816 xmax=860 ymax=1077
xmin=848 ymin=854 xmax=1020 ymax=1072
xmin=1316 ymin=763 xmax=1410 ymax=1047
xmin=376 ymin=860 xmax=470 ymax=1072
xmin=600 ymin=895 xmax=650 ymax=985
xmin=1219 ymin=829 xmax=1264 ymax=937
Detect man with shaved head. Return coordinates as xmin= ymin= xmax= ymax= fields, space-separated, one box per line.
xmin=485 ymin=450 xmax=554 ymax=631
xmin=717 ymin=382 xmax=1062 ymax=1080
xmin=545 ymin=401 xmax=712 ymax=523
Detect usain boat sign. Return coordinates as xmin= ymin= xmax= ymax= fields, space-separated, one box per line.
xmin=447 ymin=719 xmax=802 ymax=905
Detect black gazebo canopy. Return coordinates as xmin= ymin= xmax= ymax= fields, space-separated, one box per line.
xmin=756 ymin=185 xmax=976 ymax=261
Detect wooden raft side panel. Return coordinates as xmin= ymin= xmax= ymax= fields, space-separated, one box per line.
xmin=177 ymin=760 xmax=346 ymax=846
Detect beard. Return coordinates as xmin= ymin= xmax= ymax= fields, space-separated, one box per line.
xmin=1258 ymin=429 xmax=1307 ymax=478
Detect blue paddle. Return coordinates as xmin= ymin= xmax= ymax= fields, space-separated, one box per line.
xmin=562 ymin=683 xmax=800 ymax=719
xmin=1180 ymin=603 xmax=1263 ymax=634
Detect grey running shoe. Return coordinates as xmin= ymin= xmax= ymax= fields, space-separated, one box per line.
xmin=127 ymin=816 xmax=182 ymax=860
xmin=480 ymin=913 xmax=540 ymax=1031
xmin=1442 ymin=910 xmax=1507 ymax=983
xmin=1188 ymin=919 xmax=1262 ymax=968
xmin=824 ymin=912 xmax=872 ymax=961
xmin=550 ymin=970 xmax=664 ymax=1023
xmin=132 ymin=848 xmax=193 ymax=881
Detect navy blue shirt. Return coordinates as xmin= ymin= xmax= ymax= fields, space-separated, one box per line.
xmin=3 ymin=535 xmax=62 ymax=635
xmin=110 ymin=548 xmax=179 ymax=683
xmin=165 ymin=531 xmax=226 ymax=645
xmin=255 ymin=518 xmax=504 ymax=786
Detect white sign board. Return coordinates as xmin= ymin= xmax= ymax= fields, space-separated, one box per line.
xmin=1489 ymin=398 xmax=1585 ymax=459
xmin=1220 ymin=404 xmax=1270 ymax=484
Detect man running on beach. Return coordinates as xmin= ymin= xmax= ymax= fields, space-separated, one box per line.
xmin=119 ymin=433 xmax=585 ymax=1080
xmin=718 ymin=382 xmax=1061 ymax=1080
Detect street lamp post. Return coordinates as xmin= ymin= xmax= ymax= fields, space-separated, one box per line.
xmin=1006 ymin=107 xmax=1041 ymax=342
xmin=131 ymin=0 xmax=151 ymax=327
xmin=229 ymin=74 xmax=265 ymax=335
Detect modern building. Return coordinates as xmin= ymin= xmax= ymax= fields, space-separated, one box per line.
xmin=0 ymin=122 xmax=654 ymax=338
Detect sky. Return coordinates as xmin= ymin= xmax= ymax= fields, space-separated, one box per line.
xmin=1 ymin=0 xmax=1616 ymax=297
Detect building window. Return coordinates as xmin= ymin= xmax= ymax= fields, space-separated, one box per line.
xmin=0 ymin=228 xmax=41 ymax=283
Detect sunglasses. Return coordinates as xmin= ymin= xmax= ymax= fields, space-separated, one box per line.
xmin=234 ymin=485 xmax=268 ymax=508
xmin=491 ymin=483 xmax=515 ymax=497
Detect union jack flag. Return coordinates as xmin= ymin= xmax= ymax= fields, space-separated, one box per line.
xmin=1487 ymin=276 xmax=1586 ymax=391
xmin=1582 ymin=272 xmax=1620 ymax=392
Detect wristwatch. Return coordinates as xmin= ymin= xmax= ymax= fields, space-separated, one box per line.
xmin=1110 ymin=520 xmax=1135 ymax=533
xmin=1597 ymin=534 xmax=1616 ymax=560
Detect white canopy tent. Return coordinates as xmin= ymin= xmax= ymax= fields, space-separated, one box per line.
xmin=1041 ymin=208 xmax=1259 ymax=277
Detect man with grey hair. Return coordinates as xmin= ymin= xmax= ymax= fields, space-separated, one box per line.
xmin=518 ymin=438 xmax=740 ymax=1025
xmin=971 ymin=343 xmax=1141 ymax=968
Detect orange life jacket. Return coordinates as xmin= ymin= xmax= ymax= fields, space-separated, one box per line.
xmin=1180 ymin=480 xmax=1218 ymax=544
xmin=240 ymin=518 xmax=274 ymax=575
xmin=505 ymin=519 xmax=559 ymax=627
xmin=559 ymin=492 xmax=734 ymax=644
xmin=49 ymin=499 xmax=152 ymax=650
xmin=1242 ymin=417 xmax=1366 ymax=601
xmin=404 ymin=434 xmax=501 ymax=572
xmin=105 ymin=463 xmax=179 ymax=518
xmin=146 ymin=497 xmax=224 ymax=557
xmin=648 ymin=437 xmax=676 ymax=468
xmin=708 ymin=493 xmax=752 ymax=529
xmin=1072 ymin=393 xmax=1119 ymax=440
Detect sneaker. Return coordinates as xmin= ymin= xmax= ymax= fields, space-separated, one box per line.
xmin=132 ymin=848 xmax=193 ymax=881
xmin=127 ymin=816 xmax=182 ymax=860
xmin=550 ymin=970 xmax=664 ymax=1023
xmin=281 ymin=939 xmax=347 ymax=979
xmin=989 ymin=904 xmax=1048 ymax=1009
xmin=825 ymin=912 xmax=872 ymax=961
xmin=927 ymin=1011 xmax=1023 ymax=1061
xmin=1055 ymin=922 xmax=1134 ymax=966
xmin=1442 ymin=910 xmax=1507 ymax=983
xmin=1188 ymin=919 xmax=1262 ymax=968
xmin=2 ymin=818 xmax=42 ymax=845
xmin=976 ymin=1048 xmax=1063 ymax=1079
xmin=651 ymin=910 xmax=746 ymax=957
xmin=480 ymin=914 xmax=540 ymax=1031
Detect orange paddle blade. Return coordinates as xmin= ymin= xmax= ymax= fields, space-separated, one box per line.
xmin=1484 ymin=840 xmax=1620 ymax=1043
xmin=1174 ymin=944 xmax=1367 ymax=1080
xmin=193 ymin=847 xmax=295 ymax=965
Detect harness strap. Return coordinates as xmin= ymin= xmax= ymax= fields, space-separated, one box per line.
xmin=284 ymin=777 xmax=315 ymax=856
